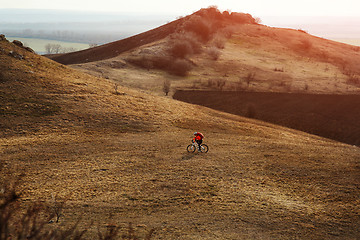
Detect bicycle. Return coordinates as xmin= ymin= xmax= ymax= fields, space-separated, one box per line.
xmin=187 ymin=141 xmax=209 ymax=153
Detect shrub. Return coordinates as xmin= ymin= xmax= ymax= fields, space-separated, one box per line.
xmin=0 ymin=184 xmax=153 ymax=239
xmin=206 ymin=47 xmax=221 ymax=60
xmin=230 ymin=12 xmax=256 ymax=24
xmin=169 ymin=59 xmax=193 ymax=76
xmin=245 ymin=72 xmax=256 ymax=86
xmin=151 ymin=55 xmax=172 ymax=69
xmin=216 ymin=79 xmax=226 ymax=90
xmin=126 ymin=55 xmax=153 ymax=69
xmin=346 ymin=72 xmax=360 ymax=86
xmin=168 ymin=32 xmax=202 ymax=55
xmin=168 ymin=40 xmax=193 ymax=58
xmin=207 ymin=79 xmax=216 ymax=88
xmin=211 ymin=35 xmax=226 ymax=49
xmin=163 ymin=79 xmax=171 ymax=96
xmin=183 ymin=15 xmax=212 ymax=42
xmin=254 ymin=17 xmax=262 ymax=24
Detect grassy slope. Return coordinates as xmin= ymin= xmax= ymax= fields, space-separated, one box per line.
xmin=68 ymin=23 xmax=360 ymax=96
xmin=1 ymin=38 xmax=360 ymax=239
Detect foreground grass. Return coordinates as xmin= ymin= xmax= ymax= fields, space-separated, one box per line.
xmin=1 ymin=36 xmax=360 ymax=239
xmin=2 ymin=128 xmax=360 ymax=239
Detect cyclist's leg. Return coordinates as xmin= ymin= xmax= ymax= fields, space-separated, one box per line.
xmin=196 ymin=140 xmax=202 ymax=150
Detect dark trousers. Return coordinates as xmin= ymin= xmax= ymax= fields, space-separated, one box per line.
xmin=195 ymin=139 xmax=202 ymax=149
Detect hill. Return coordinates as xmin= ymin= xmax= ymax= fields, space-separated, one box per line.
xmin=47 ymin=7 xmax=360 ymax=146
xmin=1 ymin=24 xmax=360 ymax=240
xmin=48 ymin=7 xmax=360 ymax=95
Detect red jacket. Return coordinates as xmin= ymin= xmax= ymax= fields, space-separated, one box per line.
xmin=193 ymin=132 xmax=204 ymax=141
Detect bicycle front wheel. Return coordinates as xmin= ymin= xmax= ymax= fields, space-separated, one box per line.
xmin=187 ymin=144 xmax=196 ymax=153
xmin=200 ymin=144 xmax=209 ymax=153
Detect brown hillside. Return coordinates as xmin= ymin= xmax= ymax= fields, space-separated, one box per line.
xmin=47 ymin=19 xmax=182 ymax=65
xmin=1 ymin=30 xmax=360 ymax=240
xmin=49 ymin=7 xmax=360 ymax=95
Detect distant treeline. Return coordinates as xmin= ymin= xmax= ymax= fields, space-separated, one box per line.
xmin=0 ymin=14 xmax=172 ymax=45
xmin=1 ymin=29 xmax=127 ymax=45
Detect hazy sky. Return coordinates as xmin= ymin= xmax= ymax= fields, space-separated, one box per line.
xmin=1 ymin=0 xmax=360 ymax=17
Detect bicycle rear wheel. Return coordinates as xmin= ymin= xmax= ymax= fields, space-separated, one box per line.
xmin=187 ymin=144 xmax=196 ymax=153
xmin=200 ymin=144 xmax=209 ymax=153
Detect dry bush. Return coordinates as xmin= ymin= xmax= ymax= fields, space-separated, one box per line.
xmin=196 ymin=6 xmax=223 ymax=20
xmin=0 ymin=185 xmax=153 ymax=240
xmin=207 ymin=79 xmax=226 ymax=90
xmin=150 ymin=55 xmax=172 ymax=69
xmin=345 ymin=72 xmax=360 ymax=86
xmin=211 ymin=34 xmax=226 ymax=49
xmin=182 ymin=15 xmax=212 ymax=42
xmin=126 ymin=53 xmax=192 ymax=76
xmin=127 ymin=55 xmax=171 ymax=71
xmin=207 ymin=79 xmax=216 ymax=88
xmin=245 ymin=72 xmax=256 ymax=86
xmin=220 ymin=26 xmax=235 ymax=39
xmin=168 ymin=40 xmax=193 ymax=58
xmin=206 ymin=47 xmax=221 ymax=60
xmin=0 ymin=185 xmax=85 ymax=240
xmin=229 ymin=12 xmax=256 ymax=24
xmin=216 ymin=79 xmax=226 ymax=90
xmin=274 ymin=67 xmax=284 ymax=72
xmin=179 ymin=33 xmax=203 ymax=54
xmin=163 ymin=79 xmax=171 ymax=96
xmin=169 ymin=59 xmax=193 ymax=76
xmin=126 ymin=55 xmax=154 ymax=69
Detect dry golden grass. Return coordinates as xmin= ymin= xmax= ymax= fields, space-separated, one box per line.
xmin=1 ymin=36 xmax=360 ymax=239
xmin=70 ymin=23 xmax=360 ymax=96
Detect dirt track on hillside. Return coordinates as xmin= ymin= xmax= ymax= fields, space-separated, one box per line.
xmin=173 ymin=90 xmax=360 ymax=146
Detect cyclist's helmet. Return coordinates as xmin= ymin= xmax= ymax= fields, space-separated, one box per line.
xmin=194 ymin=132 xmax=197 ymax=135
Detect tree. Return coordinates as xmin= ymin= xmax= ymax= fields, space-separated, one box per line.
xmin=45 ymin=43 xmax=52 ymax=54
xmin=216 ymin=79 xmax=226 ymax=90
xmin=245 ymin=72 xmax=256 ymax=87
xmin=89 ymin=43 xmax=98 ymax=48
xmin=163 ymin=79 xmax=171 ymax=96
xmin=44 ymin=43 xmax=62 ymax=54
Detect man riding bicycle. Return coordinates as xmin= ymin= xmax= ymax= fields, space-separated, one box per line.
xmin=192 ymin=132 xmax=204 ymax=151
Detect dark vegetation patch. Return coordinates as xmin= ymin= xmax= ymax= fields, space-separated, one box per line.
xmin=174 ymin=90 xmax=360 ymax=146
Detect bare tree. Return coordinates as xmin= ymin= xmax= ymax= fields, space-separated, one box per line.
xmin=245 ymin=72 xmax=256 ymax=87
xmin=89 ymin=43 xmax=98 ymax=48
xmin=163 ymin=79 xmax=171 ymax=96
xmin=45 ymin=43 xmax=52 ymax=54
xmin=52 ymin=44 xmax=62 ymax=54
xmin=216 ymin=79 xmax=226 ymax=90
xmin=49 ymin=193 xmax=65 ymax=223
xmin=45 ymin=43 xmax=62 ymax=54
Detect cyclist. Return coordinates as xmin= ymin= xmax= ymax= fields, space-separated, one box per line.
xmin=192 ymin=132 xmax=204 ymax=151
